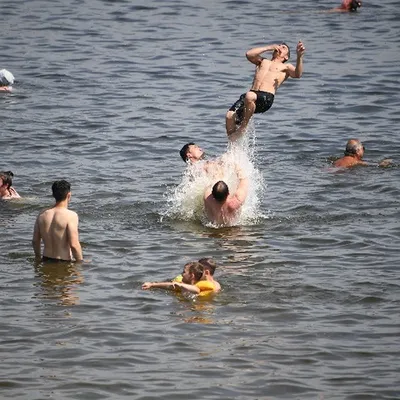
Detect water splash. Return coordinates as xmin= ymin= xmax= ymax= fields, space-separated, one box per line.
xmin=164 ymin=127 xmax=267 ymax=226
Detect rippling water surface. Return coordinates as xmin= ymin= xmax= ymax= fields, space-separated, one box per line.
xmin=1 ymin=0 xmax=400 ymax=399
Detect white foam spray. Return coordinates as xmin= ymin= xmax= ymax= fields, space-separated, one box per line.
xmin=164 ymin=126 xmax=267 ymax=227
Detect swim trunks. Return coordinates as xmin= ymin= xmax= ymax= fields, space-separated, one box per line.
xmin=229 ymin=90 xmax=274 ymax=124
xmin=42 ymin=256 xmax=71 ymax=263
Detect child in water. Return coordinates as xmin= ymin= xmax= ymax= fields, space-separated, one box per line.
xmin=0 ymin=171 xmax=21 ymax=199
xmin=142 ymin=260 xmax=220 ymax=296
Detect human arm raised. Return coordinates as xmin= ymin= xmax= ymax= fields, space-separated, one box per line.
xmin=286 ymin=41 xmax=305 ymax=78
xmin=246 ymin=44 xmax=280 ymax=65
xmin=230 ymin=165 xmax=249 ymax=210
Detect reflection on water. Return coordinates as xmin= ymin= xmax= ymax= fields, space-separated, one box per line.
xmin=33 ymin=261 xmax=84 ymax=306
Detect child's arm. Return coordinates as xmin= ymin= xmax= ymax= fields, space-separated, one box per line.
xmin=142 ymin=281 xmax=176 ymax=290
xmin=174 ymin=282 xmax=200 ymax=294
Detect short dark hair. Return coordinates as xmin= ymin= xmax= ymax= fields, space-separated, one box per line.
xmin=185 ymin=261 xmax=204 ymax=281
xmin=281 ymin=42 xmax=290 ymax=62
xmin=212 ymin=181 xmax=229 ymax=202
xmin=180 ymin=142 xmax=195 ymax=162
xmin=199 ymin=258 xmax=217 ymax=275
xmin=52 ymin=180 xmax=71 ymax=202
xmin=0 ymin=171 xmax=14 ymax=188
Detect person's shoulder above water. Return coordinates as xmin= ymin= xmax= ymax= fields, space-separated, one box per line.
xmin=0 ymin=69 xmax=15 ymax=93
xmin=0 ymin=171 xmax=21 ymax=199
xmin=332 ymin=139 xmax=392 ymax=169
xmin=329 ymin=0 xmax=362 ymax=12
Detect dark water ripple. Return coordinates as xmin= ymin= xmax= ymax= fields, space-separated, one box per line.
xmin=1 ymin=0 xmax=400 ymax=399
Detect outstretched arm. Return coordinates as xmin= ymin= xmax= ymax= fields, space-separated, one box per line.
xmin=286 ymin=41 xmax=305 ymax=78
xmin=142 ymin=281 xmax=176 ymax=290
xmin=246 ymin=44 xmax=279 ymax=65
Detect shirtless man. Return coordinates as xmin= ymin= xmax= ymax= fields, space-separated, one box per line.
xmin=179 ymin=142 xmax=228 ymax=180
xmin=330 ymin=0 xmax=362 ymax=12
xmin=204 ymin=166 xmax=249 ymax=226
xmin=226 ymin=41 xmax=305 ymax=140
xmin=0 ymin=171 xmax=21 ymax=199
xmin=334 ymin=139 xmax=392 ymax=168
xmin=32 ymin=180 xmax=83 ymax=262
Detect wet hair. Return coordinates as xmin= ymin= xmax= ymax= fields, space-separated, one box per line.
xmin=199 ymin=258 xmax=217 ymax=275
xmin=281 ymin=42 xmax=290 ymax=62
xmin=212 ymin=181 xmax=229 ymax=202
xmin=344 ymin=140 xmax=364 ymax=156
xmin=180 ymin=142 xmax=195 ymax=162
xmin=350 ymin=0 xmax=361 ymax=11
xmin=185 ymin=261 xmax=204 ymax=282
xmin=0 ymin=171 xmax=14 ymax=188
xmin=52 ymin=180 xmax=71 ymax=202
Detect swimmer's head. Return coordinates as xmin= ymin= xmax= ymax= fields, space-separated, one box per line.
xmin=212 ymin=181 xmax=229 ymax=202
xmin=182 ymin=261 xmax=204 ymax=284
xmin=0 ymin=171 xmax=14 ymax=188
xmin=52 ymin=180 xmax=71 ymax=202
xmin=344 ymin=139 xmax=364 ymax=158
xmin=342 ymin=0 xmax=361 ymax=10
xmin=274 ymin=43 xmax=290 ymax=63
xmin=351 ymin=0 xmax=362 ymax=11
xmin=199 ymin=258 xmax=217 ymax=276
xmin=0 ymin=69 xmax=15 ymax=86
xmin=180 ymin=143 xmax=204 ymax=163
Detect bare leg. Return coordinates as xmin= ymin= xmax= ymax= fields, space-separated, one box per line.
xmin=231 ymin=91 xmax=257 ymax=140
xmin=239 ymin=92 xmax=257 ymax=132
xmin=226 ymin=110 xmax=237 ymax=137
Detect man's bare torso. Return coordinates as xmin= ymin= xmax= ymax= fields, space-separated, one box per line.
xmin=204 ymin=195 xmax=240 ymax=226
xmin=37 ymin=207 xmax=76 ymax=260
xmin=251 ymin=59 xmax=289 ymax=94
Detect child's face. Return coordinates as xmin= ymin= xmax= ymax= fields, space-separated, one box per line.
xmin=182 ymin=266 xmax=193 ymax=284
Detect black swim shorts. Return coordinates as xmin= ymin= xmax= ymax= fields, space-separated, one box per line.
xmin=42 ymin=256 xmax=71 ymax=263
xmin=229 ymin=90 xmax=275 ymax=124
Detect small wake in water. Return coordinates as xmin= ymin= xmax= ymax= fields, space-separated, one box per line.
xmin=163 ymin=128 xmax=268 ymax=227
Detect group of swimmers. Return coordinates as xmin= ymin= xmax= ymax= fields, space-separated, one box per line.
xmin=3 ymin=0 xmax=393 ymax=300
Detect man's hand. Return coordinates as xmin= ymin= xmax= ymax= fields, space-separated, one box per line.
xmin=296 ymin=41 xmax=305 ymax=57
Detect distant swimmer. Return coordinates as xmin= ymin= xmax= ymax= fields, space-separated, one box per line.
xmin=32 ymin=180 xmax=84 ymax=263
xmin=329 ymin=0 xmax=362 ymax=12
xmin=333 ymin=139 xmax=392 ymax=168
xmin=0 ymin=171 xmax=21 ymax=199
xmin=226 ymin=41 xmax=305 ymax=141
xmin=204 ymin=165 xmax=249 ymax=226
xmin=0 ymin=69 xmax=15 ymax=93
xmin=142 ymin=261 xmax=218 ymax=296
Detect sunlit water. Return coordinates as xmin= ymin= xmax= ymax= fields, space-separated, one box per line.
xmin=1 ymin=0 xmax=400 ymax=399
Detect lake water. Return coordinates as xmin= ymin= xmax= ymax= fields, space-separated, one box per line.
xmin=1 ymin=0 xmax=400 ymax=399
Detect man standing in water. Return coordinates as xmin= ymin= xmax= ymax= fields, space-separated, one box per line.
xmin=226 ymin=41 xmax=305 ymax=141
xmin=32 ymin=180 xmax=83 ymax=262
xmin=204 ymin=166 xmax=249 ymax=226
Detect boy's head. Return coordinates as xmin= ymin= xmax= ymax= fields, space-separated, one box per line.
xmin=182 ymin=261 xmax=204 ymax=284
xmin=198 ymin=258 xmax=217 ymax=277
